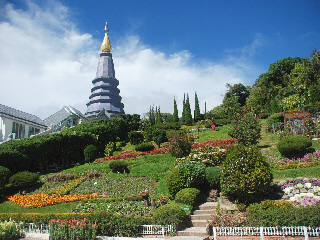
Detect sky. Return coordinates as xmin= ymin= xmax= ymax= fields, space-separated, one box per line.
xmin=0 ymin=0 xmax=319 ymax=120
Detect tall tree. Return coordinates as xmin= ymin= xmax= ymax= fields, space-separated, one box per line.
xmin=148 ymin=105 xmax=155 ymax=126
xmin=194 ymin=92 xmax=201 ymax=122
xmin=155 ymin=106 xmax=162 ymax=124
xmin=184 ymin=93 xmax=193 ymax=125
xmin=173 ymin=97 xmax=179 ymax=122
xmin=181 ymin=93 xmax=186 ymax=124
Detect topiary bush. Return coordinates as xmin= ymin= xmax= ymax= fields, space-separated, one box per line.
xmin=135 ymin=142 xmax=155 ymax=152
xmin=205 ymin=167 xmax=221 ymax=190
xmin=109 ymin=160 xmax=129 ymax=173
xmin=0 ymin=166 xmax=11 ymax=185
xmin=84 ymin=144 xmax=98 ymax=163
xmin=9 ymin=171 xmax=39 ymax=190
xmin=152 ymin=128 xmax=168 ymax=148
xmin=168 ymin=131 xmax=193 ymax=158
xmin=175 ymin=188 xmax=201 ymax=207
xmin=229 ymin=112 xmax=261 ymax=145
xmin=277 ymin=135 xmax=312 ymax=158
xmin=165 ymin=161 xmax=206 ymax=197
xmin=152 ymin=203 xmax=188 ymax=225
xmin=221 ymin=145 xmax=273 ymax=203
xmin=128 ymin=131 xmax=144 ymax=145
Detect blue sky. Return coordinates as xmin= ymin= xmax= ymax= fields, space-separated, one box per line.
xmin=0 ymin=0 xmax=319 ymax=119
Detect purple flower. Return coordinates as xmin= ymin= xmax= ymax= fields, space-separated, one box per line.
xmin=296 ymin=180 xmax=302 ymax=184
xmin=292 ymin=189 xmax=299 ymax=194
xmin=304 ymin=178 xmax=310 ymax=183
xmin=296 ymin=197 xmax=302 ymax=202
xmin=313 ymin=181 xmax=319 ymax=186
xmin=297 ymin=177 xmax=303 ymax=180
xmin=282 ymin=184 xmax=288 ymax=189
xmin=308 ymin=189 xmax=315 ymax=194
xmin=311 ymin=198 xmax=319 ymax=204
xmin=288 ymin=193 xmax=293 ymax=197
xmin=312 ymin=178 xmax=318 ymax=181
xmin=304 ymin=195 xmax=311 ymax=201
xmin=282 ymin=194 xmax=288 ymax=199
xmin=300 ymin=188 xmax=307 ymax=193
xmin=289 ymin=182 xmax=295 ymax=186
xmin=301 ymin=200 xmax=309 ymax=207
xmin=287 ymin=178 xmax=293 ymax=182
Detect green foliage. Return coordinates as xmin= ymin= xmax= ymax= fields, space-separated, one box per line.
xmin=184 ymin=94 xmax=193 ymax=125
xmin=128 ymin=131 xmax=144 ymax=145
xmin=215 ymin=118 xmax=231 ymax=126
xmin=109 ymin=160 xmax=129 ymax=173
xmin=168 ymin=131 xmax=193 ymax=158
xmin=84 ymin=144 xmax=98 ymax=163
xmin=194 ymin=92 xmax=201 ymax=122
xmin=165 ymin=161 xmax=206 ymax=197
xmin=152 ymin=128 xmax=167 ymax=147
xmin=223 ymin=83 xmax=250 ymax=107
xmin=221 ymin=145 xmax=273 ymax=203
xmin=175 ymin=188 xmax=201 ymax=207
xmin=0 ymin=166 xmax=11 ymax=185
xmin=152 ymin=203 xmax=188 ymax=225
xmin=246 ymin=200 xmax=320 ymax=227
xmin=135 ymin=142 xmax=155 ymax=152
xmin=277 ymin=135 xmax=312 ymax=158
xmin=229 ymin=112 xmax=261 ymax=145
xmin=0 ymin=219 xmax=23 ymax=240
xmin=9 ymin=171 xmax=39 ymax=190
xmin=266 ymin=113 xmax=284 ymax=126
xmin=155 ymin=122 xmax=181 ymax=130
xmin=205 ymin=167 xmax=221 ymax=190
xmin=173 ymin=97 xmax=179 ymax=122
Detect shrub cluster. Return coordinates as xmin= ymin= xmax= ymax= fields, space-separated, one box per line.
xmin=205 ymin=167 xmax=221 ymax=190
xmin=109 ymin=160 xmax=129 ymax=173
xmin=246 ymin=200 xmax=320 ymax=227
xmin=8 ymin=171 xmax=39 ymax=191
xmin=0 ymin=219 xmax=23 ymax=240
xmin=277 ymin=135 xmax=312 ymax=158
xmin=152 ymin=203 xmax=188 ymax=225
xmin=165 ymin=161 xmax=206 ymax=197
xmin=84 ymin=144 xmax=98 ymax=163
xmin=175 ymin=188 xmax=201 ymax=207
xmin=0 ymin=166 xmax=11 ymax=195
xmin=168 ymin=131 xmax=193 ymax=158
xmin=221 ymin=145 xmax=273 ymax=203
xmin=128 ymin=131 xmax=144 ymax=145
xmin=229 ymin=112 xmax=261 ymax=145
xmin=135 ymin=142 xmax=155 ymax=152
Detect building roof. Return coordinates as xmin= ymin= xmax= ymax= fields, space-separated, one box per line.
xmin=0 ymin=104 xmax=47 ymax=128
xmin=44 ymin=106 xmax=86 ymax=127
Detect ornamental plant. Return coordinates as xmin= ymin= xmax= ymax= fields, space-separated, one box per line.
xmin=277 ymin=135 xmax=312 ymax=158
xmin=84 ymin=144 xmax=98 ymax=163
xmin=277 ymin=177 xmax=320 ymax=206
xmin=229 ymin=112 xmax=261 ymax=145
xmin=168 ymin=131 xmax=193 ymax=158
xmin=175 ymin=188 xmax=201 ymax=207
xmin=9 ymin=171 xmax=39 ymax=191
xmin=152 ymin=203 xmax=188 ymax=225
xmin=0 ymin=219 xmax=23 ymax=240
xmin=221 ymin=144 xmax=273 ymax=203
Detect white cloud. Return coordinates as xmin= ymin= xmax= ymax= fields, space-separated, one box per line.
xmin=0 ymin=1 xmax=257 ymax=120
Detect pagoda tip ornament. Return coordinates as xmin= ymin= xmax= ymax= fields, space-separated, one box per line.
xmin=100 ymin=21 xmax=112 ymax=52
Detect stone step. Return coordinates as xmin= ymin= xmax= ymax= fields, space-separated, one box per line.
xmin=177 ymin=227 xmax=208 ymax=237
xmin=198 ymin=202 xmax=218 ymax=210
xmin=193 ymin=209 xmax=216 ymax=215
xmin=191 ymin=214 xmax=213 ymax=221
xmin=187 ymin=220 xmax=209 ymax=227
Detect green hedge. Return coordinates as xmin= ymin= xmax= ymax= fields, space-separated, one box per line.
xmin=175 ymin=188 xmax=201 ymax=207
xmin=277 ymin=135 xmax=312 ymax=158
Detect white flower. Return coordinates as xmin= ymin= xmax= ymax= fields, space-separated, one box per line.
xmin=300 ymin=193 xmax=307 ymax=197
xmin=306 ymin=192 xmax=314 ymax=198
xmin=289 ymin=196 xmax=296 ymax=202
xmin=94 ymin=182 xmax=98 ymax=185
xmin=314 ymin=196 xmax=320 ymax=201
xmin=313 ymin=186 xmax=320 ymax=192
xmin=295 ymin=183 xmax=304 ymax=189
xmin=293 ymin=194 xmax=301 ymax=200
xmin=304 ymin=183 xmax=312 ymax=189
xmin=284 ymin=187 xmax=291 ymax=194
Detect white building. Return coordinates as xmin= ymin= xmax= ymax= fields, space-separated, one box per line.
xmin=0 ymin=104 xmax=47 ymax=143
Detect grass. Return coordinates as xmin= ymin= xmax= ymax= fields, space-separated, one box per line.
xmin=193 ymin=125 xmax=233 ymax=142
xmin=272 ymin=166 xmax=320 ymax=182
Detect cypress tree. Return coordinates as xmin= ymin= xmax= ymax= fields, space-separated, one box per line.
xmin=194 ymin=92 xmax=201 ymax=122
xmin=181 ymin=93 xmax=186 ymax=124
xmin=149 ymin=105 xmax=155 ymax=126
xmin=173 ymin=97 xmax=179 ymax=122
xmin=156 ymin=106 xmax=162 ymax=124
xmin=185 ymin=93 xmax=193 ymax=125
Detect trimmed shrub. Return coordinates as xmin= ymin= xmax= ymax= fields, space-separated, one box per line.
xmin=215 ymin=118 xmax=231 ymax=126
xmin=175 ymin=188 xmax=201 ymax=207
xmin=205 ymin=167 xmax=221 ymax=190
xmin=152 ymin=128 xmax=168 ymax=148
xmin=267 ymin=113 xmax=284 ymax=126
xmin=221 ymin=145 xmax=273 ymax=203
xmin=229 ymin=112 xmax=261 ymax=145
xmin=109 ymin=160 xmax=129 ymax=173
xmin=9 ymin=171 xmax=39 ymax=190
xmin=0 ymin=166 xmax=11 ymax=185
xmin=165 ymin=161 xmax=206 ymax=197
xmin=135 ymin=142 xmax=155 ymax=152
xmin=128 ymin=131 xmax=144 ymax=145
xmin=277 ymin=135 xmax=312 ymax=158
xmin=168 ymin=131 xmax=193 ymax=158
xmin=153 ymin=203 xmax=188 ymax=225
xmin=84 ymin=145 xmax=98 ymax=163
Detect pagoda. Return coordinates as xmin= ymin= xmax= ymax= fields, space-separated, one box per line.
xmin=85 ymin=21 xmax=125 ymax=120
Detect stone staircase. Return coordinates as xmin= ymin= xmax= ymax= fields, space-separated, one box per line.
xmin=177 ymin=196 xmax=238 ymax=237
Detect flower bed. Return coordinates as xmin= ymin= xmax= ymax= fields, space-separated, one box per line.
xmin=268 ymin=151 xmax=320 ymax=169
xmin=43 ymin=170 xmax=101 ymax=182
xmin=191 ymin=139 xmax=237 ymax=149
xmin=6 ymin=194 xmax=100 ymax=208
xmin=278 ymin=177 xmax=320 ymax=206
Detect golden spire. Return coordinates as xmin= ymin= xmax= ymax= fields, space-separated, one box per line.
xmin=100 ymin=21 xmax=112 ymax=52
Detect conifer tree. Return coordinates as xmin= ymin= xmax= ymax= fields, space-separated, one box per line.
xmin=181 ymin=93 xmax=186 ymax=124
xmin=149 ymin=105 xmax=155 ymax=126
xmin=185 ymin=93 xmax=193 ymax=125
xmin=173 ymin=97 xmax=179 ymax=122
xmin=194 ymin=92 xmax=201 ymax=122
xmin=156 ymin=106 xmax=162 ymax=124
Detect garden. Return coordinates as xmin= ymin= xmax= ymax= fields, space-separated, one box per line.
xmin=0 ymin=110 xmax=320 ymax=239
